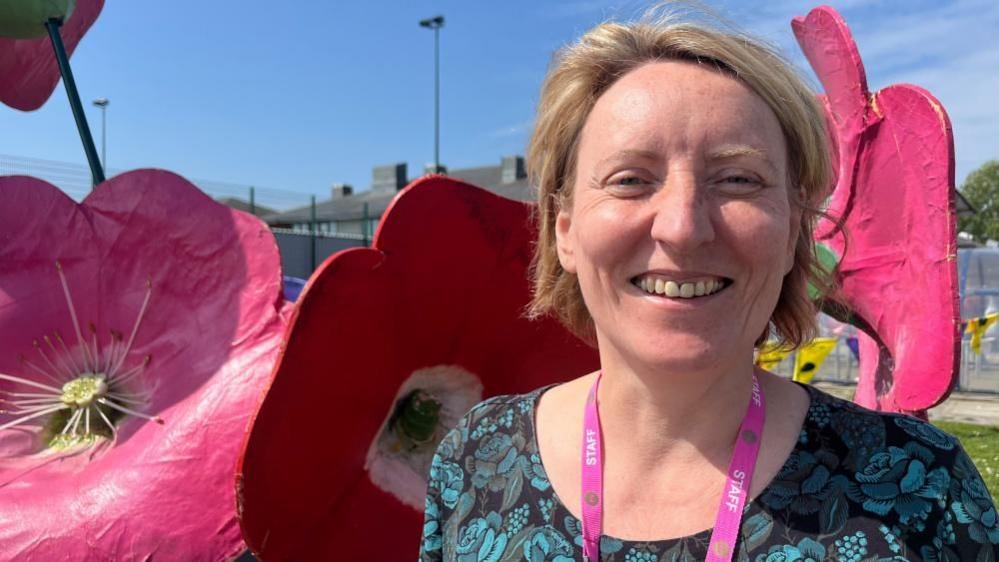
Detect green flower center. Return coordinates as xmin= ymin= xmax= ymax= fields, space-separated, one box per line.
xmin=60 ymin=374 xmax=108 ymax=407
xmin=390 ymin=389 xmax=442 ymax=447
xmin=0 ymin=263 xmax=162 ymax=454
xmin=366 ymin=365 xmax=483 ymax=510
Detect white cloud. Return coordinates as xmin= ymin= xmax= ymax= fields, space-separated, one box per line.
xmin=487 ymin=120 xmax=534 ymax=139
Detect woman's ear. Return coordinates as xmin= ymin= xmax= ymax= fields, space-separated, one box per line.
xmin=555 ymin=208 xmax=577 ymax=274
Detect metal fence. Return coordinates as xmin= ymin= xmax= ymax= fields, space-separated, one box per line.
xmin=0 ymin=153 xmax=369 ymax=279
xmin=767 ymin=326 xmax=999 ymax=394
xmin=0 ymin=153 xmax=318 ymax=214
xmin=272 ymin=229 xmax=366 ymax=279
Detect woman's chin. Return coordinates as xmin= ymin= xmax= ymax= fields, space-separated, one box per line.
xmin=626 ymin=335 xmax=747 ymax=375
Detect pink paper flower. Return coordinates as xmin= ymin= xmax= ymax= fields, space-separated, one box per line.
xmin=0 ymin=0 xmax=104 ymax=111
xmin=0 ymin=170 xmax=286 ymax=560
xmin=793 ymin=6 xmax=960 ymax=415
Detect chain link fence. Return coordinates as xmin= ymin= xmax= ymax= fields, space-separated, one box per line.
xmin=0 ymin=153 xmax=367 ymax=277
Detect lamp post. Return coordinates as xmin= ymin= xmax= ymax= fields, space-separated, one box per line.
xmin=92 ymin=97 xmax=109 ymax=171
xmin=419 ymin=15 xmax=444 ymax=174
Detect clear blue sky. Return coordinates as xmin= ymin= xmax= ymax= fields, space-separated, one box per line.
xmin=1 ymin=0 xmax=996 ymax=209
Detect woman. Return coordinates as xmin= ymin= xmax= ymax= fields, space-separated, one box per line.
xmin=421 ymin=11 xmax=998 ymax=562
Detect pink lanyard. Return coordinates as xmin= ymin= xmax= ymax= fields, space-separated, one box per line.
xmin=581 ymin=373 xmax=765 ymax=562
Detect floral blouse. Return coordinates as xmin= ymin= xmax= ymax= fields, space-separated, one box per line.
xmin=420 ymin=383 xmax=999 ymax=561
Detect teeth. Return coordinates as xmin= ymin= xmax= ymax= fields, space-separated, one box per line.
xmin=634 ymin=276 xmax=726 ymax=299
xmin=664 ymin=281 xmax=679 ymax=297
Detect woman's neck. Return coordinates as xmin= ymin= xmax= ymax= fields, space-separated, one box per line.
xmin=594 ymin=345 xmax=758 ymax=472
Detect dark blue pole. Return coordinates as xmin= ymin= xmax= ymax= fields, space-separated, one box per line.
xmin=44 ymin=18 xmax=104 ymax=187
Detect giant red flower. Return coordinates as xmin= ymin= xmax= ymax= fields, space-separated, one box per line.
xmin=238 ymin=176 xmax=597 ymax=560
xmin=0 ymin=170 xmax=286 ymax=560
xmin=0 ymin=0 xmax=104 ymax=111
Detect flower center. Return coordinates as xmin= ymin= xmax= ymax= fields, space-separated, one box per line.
xmin=60 ymin=375 xmax=108 ymax=408
xmin=365 ymin=365 xmax=483 ymax=510
xmin=0 ymin=262 xmax=163 ymax=453
xmin=389 ymin=389 xmax=443 ymax=447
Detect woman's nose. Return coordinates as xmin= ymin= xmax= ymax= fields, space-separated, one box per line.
xmin=648 ymin=173 xmax=716 ymax=251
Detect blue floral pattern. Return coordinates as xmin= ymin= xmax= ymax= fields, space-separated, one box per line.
xmin=845 ymin=442 xmax=951 ymax=524
xmin=950 ymin=452 xmax=999 ymax=546
xmin=420 ymin=386 xmax=998 ymax=561
xmin=754 ymin=537 xmax=825 ymax=562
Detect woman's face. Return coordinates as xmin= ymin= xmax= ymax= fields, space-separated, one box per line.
xmin=556 ymin=60 xmax=799 ymax=374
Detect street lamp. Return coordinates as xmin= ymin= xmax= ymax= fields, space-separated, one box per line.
xmin=92 ymin=97 xmax=109 ymax=171
xmin=419 ymin=15 xmax=444 ymax=174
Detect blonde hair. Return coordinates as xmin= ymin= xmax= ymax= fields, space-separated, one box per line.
xmin=526 ymin=7 xmax=835 ymax=349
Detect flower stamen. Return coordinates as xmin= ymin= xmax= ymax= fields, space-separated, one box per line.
xmin=104 ymin=331 xmax=122 ymax=374
xmin=61 ymin=409 xmax=82 ymax=435
xmin=109 ymin=355 xmax=150 ymax=387
xmin=3 ymin=397 xmax=63 ymax=407
xmin=41 ymin=336 xmax=73 ymax=380
xmin=89 ymin=323 xmax=101 ymax=373
xmin=0 ymin=373 xmax=62 ymax=394
xmin=56 ymin=262 xmax=96 ymax=372
xmin=53 ymin=333 xmax=84 ymax=376
xmin=0 ymin=404 xmax=69 ymax=432
xmin=5 ymin=391 xmax=61 ymax=399
xmin=95 ymin=406 xmax=117 ymax=439
xmin=0 ymin=268 xmax=162 ymax=452
xmin=31 ymin=340 xmax=68 ymax=382
xmin=98 ymin=398 xmax=164 ymax=424
xmin=109 ymin=278 xmax=152 ymax=378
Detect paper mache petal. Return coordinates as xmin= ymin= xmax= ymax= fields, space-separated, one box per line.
xmin=238 ymin=176 xmax=597 ymax=561
xmin=0 ymin=0 xmax=104 ymax=111
xmin=0 ymin=171 xmax=285 ymax=561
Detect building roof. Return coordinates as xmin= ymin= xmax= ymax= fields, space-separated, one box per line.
xmin=216 ymin=197 xmax=276 ymax=218
xmin=265 ymin=190 xmax=394 ymax=225
xmin=956 ymin=190 xmax=976 ymax=217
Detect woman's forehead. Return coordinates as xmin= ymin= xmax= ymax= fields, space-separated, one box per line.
xmin=581 ymin=61 xmax=787 ymax=162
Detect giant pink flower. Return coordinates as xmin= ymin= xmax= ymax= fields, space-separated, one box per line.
xmin=793 ymin=6 xmax=961 ymax=415
xmin=0 ymin=170 xmax=286 ymax=560
xmin=0 ymin=0 xmax=104 ymax=111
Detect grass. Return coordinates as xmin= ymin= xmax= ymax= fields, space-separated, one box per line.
xmin=933 ymin=421 xmax=999 ymax=503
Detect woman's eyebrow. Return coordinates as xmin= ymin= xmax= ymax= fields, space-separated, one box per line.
xmin=708 ymin=146 xmax=777 ymax=174
xmin=595 ymin=149 xmax=663 ymax=168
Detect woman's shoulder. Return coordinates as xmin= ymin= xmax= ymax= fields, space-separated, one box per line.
xmin=759 ymin=384 xmax=998 ymax=560
xmin=800 ymin=383 xmax=962 ymax=457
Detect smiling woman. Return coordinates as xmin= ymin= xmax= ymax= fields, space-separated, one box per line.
xmin=554 ymin=60 xmax=799 ymax=379
xmin=420 ymin=6 xmax=999 ymax=562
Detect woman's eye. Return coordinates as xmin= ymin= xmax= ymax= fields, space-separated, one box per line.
xmin=604 ymin=175 xmax=652 ymax=195
xmin=721 ymin=175 xmax=760 ymax=185
xmin=715 ymin=174 xmax=765 ymax=194
xmin=613 ymin=176 xmax=645 ymax=186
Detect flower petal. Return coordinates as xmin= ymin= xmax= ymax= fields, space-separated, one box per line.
xmin=0 ymin=0 xmax=104 ymax=111
xmin=238 ymin=176 xmax=597 ymax=560
xmin=0 ymin=172 xmax=284 ymax=560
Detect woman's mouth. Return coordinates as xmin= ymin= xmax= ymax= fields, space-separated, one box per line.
xmin=630 ymin=274 xmax=731 ymax=299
